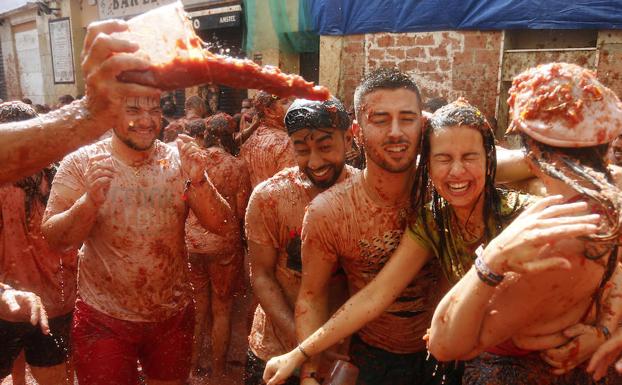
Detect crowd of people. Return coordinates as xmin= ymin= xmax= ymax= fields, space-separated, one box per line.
xmin=3 ymin=16 xmax=622 ymax=385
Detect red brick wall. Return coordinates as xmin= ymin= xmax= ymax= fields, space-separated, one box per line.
xmin=597 ymin=31 xmax=622 ymax=100
xmin=338 ymin=34 xmax=366 ymax=108
xmin=337 ymin=30 xmax=502 ymax=117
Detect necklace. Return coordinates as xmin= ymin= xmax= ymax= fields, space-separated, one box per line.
xmin=451 ymin=210 xmax=485 ymax=245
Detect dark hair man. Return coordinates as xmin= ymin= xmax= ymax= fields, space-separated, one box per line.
xmin=42 ymin=94 xmax=237 ymax=385
xmin=294 ymin=68 xmax=451 ymax=385
xmin=244 ymin=97 xmax=354 ymax=385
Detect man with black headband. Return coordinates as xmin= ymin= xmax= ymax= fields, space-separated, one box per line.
xmin=244 ymin=97 xmax=354 ymax=385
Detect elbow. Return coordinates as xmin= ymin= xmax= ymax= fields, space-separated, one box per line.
xmin=427 ymin=335 xmax=460 ymax=362
xmin=427 ymin=334 xmax=475 ymax=362
xmin=426 ymin=325 xmax=454 ymax=362
xmin=41 ymin=222 xmax=65 ymax=251
xmin=427 ymin=320 xmax=477 ymax=362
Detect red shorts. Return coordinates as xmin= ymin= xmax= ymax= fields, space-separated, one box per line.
xmin=72 ymin=299 xmax=194 ymax=385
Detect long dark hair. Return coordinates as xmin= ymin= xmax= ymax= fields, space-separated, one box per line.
xmin=522 ymin=134 xmax=621 ymax=320
xmin=412 ymin=99 xmax=503 ymax=258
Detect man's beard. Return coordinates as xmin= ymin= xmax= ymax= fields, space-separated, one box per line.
xmin=363 ymin=138 xmax=415 ymax=173
xmin=113 ymin=128 xmax=157 ymax=151
xmin=304 ymin=162 xmax=344 ymax=189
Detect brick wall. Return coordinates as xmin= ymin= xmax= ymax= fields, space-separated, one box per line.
xmin=597 ymin=30 xmax=622 ymax=100
xmin=337 ymin=34 xmax=366 ymax=108
xmin=337 ymin=30 xmax=502 ymax=117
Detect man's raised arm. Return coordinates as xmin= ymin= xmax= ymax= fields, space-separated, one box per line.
xmin=0 ymin=19 xmax=159 ymax=184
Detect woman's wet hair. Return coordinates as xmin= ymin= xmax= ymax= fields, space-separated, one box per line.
xmin=353 ymin=68 xmax=421 ymax=121
xmin=412 ymin=99 xmax=504 ymax=259
xmin=521 ymin=133 xmax=622 ymax=319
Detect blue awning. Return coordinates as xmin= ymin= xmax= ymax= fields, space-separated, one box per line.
xmin=311 ymin=0 xmax=622 ymax=35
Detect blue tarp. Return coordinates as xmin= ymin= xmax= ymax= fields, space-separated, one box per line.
xmin=310 ymin=0 xmax=622 ymax=35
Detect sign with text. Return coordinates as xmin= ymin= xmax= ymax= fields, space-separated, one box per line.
xmin=192 ymin=10 xmax=240 ymax=30
xmin=98 ymin=0 xmax=176 ymax=19
xmin=48 ymin=18 xmax=75 ymax=84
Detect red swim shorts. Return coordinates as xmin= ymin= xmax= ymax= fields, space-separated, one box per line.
xmin=72 ymin=299 xmax=194 ymax=385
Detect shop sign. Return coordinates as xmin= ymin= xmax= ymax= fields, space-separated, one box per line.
xmin=191 ymin=10 xmax=240 ymax=30
xmin=98 ymin=0 xmax=176 ymax=19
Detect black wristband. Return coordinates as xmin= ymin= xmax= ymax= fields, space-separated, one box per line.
xmin=474 ymin=256 xmax=504 ymax=287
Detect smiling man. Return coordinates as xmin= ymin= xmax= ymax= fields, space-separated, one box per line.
xmin=244 ymin=97 xmax=353 ymax=385
xmin=42 ymin=95 xmax=237 ymax=385
xmin=295 ymin=69 xmax=449 ymax=385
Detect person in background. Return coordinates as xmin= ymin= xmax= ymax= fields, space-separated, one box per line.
xmin=239 ymin=92 xmax=296 ymax=188
xmin=608 ymin=135 xmax=622 ymax=166
xmin=185 ymin=116 xmax=251 ymax=380
xmin=424 ymin=97 xmax=448 ymax=113
xmin=57 ymin=95 xmax=75 ymax=109
xmin=0 ymin=101 xmax=77 ymax=385
xmin=165 ymin=95 xmax=207 ymax=138
xmin=34 ymin=104 xmax=51 ymax=114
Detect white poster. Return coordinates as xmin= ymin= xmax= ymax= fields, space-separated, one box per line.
xmin=15 ymin=28 xmax=44 ymax=103
xmin=98 ymin=0 xmax=177 ymax=19
xmin=49 ymin=18 xmax=75 ymax=84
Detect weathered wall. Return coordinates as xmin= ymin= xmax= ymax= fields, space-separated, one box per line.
xmin=324 ymin=30 xmax=502 ymax=117
xmin=326 ymin=29 xmax=622 ymax=126
xmin=597 ymin=30 xmax=622 ymax=100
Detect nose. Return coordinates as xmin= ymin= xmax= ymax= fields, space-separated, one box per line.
xmin=449 ymin=160 xmax=466 ymax=177
xmin=308 ymin=148 xmax=325 ymax=170
xmin=136 ymin=111 xmax=155 ymax=125
xmin=387 ymin=116 xmax=403 ymax=140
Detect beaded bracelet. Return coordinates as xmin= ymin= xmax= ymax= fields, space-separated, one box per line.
xmin=474 ymin=256 xmax=504 ymax=287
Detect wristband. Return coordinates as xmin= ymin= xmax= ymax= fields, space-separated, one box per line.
xmin=474 ymin=256 xmax=504 ymax=287
xmin=300 ymin=371 xmax=318 ymax=381
xmin=600 ymin=325 xmax=612 ymax=340
xmin=298 ymin=344 xmax=310 ymax=360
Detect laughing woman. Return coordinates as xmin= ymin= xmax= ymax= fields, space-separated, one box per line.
xmin=428 ymin=63 xmax=622 ymax=385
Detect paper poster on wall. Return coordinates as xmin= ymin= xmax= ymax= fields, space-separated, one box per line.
xmin=49 ymin=18 xmax=75 ymax=84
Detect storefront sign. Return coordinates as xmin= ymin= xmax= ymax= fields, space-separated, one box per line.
xmin=191 ymin=10 xmax=240 ymax=30
xmin=48 ymin=18 xmax=75 ymax=84
xmin=98 ymin=0 xmax=176 ymax=19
